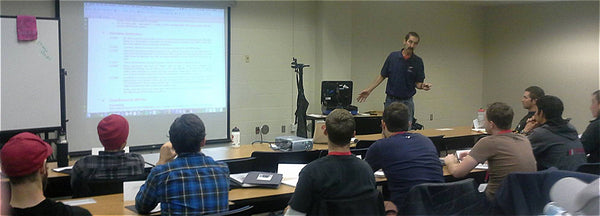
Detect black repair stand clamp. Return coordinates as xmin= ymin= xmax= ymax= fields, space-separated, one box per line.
xmin=291 ymin=58 xmax=310 ymax=138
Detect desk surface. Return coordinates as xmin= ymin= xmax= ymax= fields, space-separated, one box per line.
xmin=47 ymin=126 xmax=482 ymax=179
xmin=356 ymin=125 xmax=484 ymax=141
xmin=61 ymin=166 xmax=479 ymax=215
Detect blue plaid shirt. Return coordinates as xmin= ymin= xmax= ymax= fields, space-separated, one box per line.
xmin=135 ymin=152 xmax=230 ymax=215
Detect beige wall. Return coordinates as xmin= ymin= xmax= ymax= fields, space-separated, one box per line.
xmin=350 ymin=1 xmax=486 ymax=128
xmin=2 ymin=1 xmax=598 ymax=145
xmin=483 ymin=1 xmax=599 ymax=132
xmin=230 ymin=1 xmax=318 ymax=143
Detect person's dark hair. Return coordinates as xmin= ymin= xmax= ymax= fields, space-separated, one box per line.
xmin=536 ymin=95 xmax=566 ymax=125
xmin=525 ymin=86 xmax=545 ymax=101
xmin=593 ymin=90 xmax=600 ymax=103
xmin=8 ymin=171 xmax=38 ymax=185
xmin=325 ymin=109 xmax=355 ymax=146
xmin=404 ymin=32 xmax=420 ymax=41
xmin=168 ymin=114 xmax=206 ymax=154
xmin=486 ymin=102 xmax=514 ymax=130
xmin=383 ymin=102 xmax=410 ymax=132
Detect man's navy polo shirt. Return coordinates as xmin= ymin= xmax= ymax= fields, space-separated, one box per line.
xmin=380 ymin=50 xmax=425 ymax=99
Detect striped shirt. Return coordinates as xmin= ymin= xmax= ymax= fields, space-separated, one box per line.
xmin=135 ymin=152 xmax=230 ymax=215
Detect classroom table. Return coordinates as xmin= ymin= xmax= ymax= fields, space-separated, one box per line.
xmin=59 ymin=166 xmax=484 ymax=215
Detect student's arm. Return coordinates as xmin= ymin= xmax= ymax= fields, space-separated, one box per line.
xmin=365 ymin=144 xmax=382 ymax=172
xmin=135 ymin=171 xmax=160 ymax=214
xmin=444 ymin=154 xmax=478 ymax=178
xmin=357 ymin=75 xmax=386 ymax=103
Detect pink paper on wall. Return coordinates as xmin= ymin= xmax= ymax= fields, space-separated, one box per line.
xmin=17 ymin=15 xmax=37 ymax=41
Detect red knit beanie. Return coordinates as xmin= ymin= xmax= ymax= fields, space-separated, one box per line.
xmin=97 ymin=114 xmax=129 ymax=150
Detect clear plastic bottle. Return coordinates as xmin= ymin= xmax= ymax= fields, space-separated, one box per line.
xmin=477 ymin=108 xmax=485 ymax=128
xmin=231 ymin=127 xmax=241 ymax=148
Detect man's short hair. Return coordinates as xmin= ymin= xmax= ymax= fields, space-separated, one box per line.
xmin=404 ymin=32 xmax=420 ymax=41
xmin=169 ymin=114 xmax=206 ymax=154
xmin=8 ymin=172 xmax=39 ymax=185
xmin=525 ymin=86 xmax=545 ymax=101
xmin=593 ymin=90 xmax=600 ymax=103
xmin=325 ymin=109 xmax=355 ymax=146
xmin=383 ymin=102 xmax=410 ymax=132
xmin=486 ymin=102 xmax=514 ymax=130
xmin=536 ymin=95 xmax=564 ymax=121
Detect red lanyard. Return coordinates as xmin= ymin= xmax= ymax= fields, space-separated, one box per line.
xmin=328 ymin=151 xmax=352 ymax=156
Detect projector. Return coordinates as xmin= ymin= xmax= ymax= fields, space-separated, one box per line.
xmin=272 ymin=136 xmax=313 ymax=151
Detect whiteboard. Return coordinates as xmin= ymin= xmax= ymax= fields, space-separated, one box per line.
xmin=1 ymin=17 xmax=61 ymax=131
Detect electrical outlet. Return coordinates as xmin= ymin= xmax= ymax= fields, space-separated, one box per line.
xmin=281 ymin=125 xmax=286 ymax=133
xmin=255 ymin=126 xmax=260 ymax=134
xmin=244 ymin=55 xmax=250 ymax=63
xmin=430 ymin=113 xmax=434 ymax=121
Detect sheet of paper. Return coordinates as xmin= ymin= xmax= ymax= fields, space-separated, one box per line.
xmin=142 ymin=153 xmax=160 ymax=166
xmin=52 ymin=166 xmax=73 ymax=172
xmin=307 ymin=114 xmax=326 ymax=118
xmin=435 ymin=128 xmax=454 ymax=131
xmin=92 ymin=146 xmax=130 ymax=155
xmin=282 ymin=178 xmax=299 ymax=187
xmin=277 ymin=164 xmax=306 ymax=178
xmin=374 ymin=170 xmax=385 ymax=177
xmin=61 ymin=198 xmax=96 ymax=206
xmin=123 ymin=180 xmax=145 ymax=201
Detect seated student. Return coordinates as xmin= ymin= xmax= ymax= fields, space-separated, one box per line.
xmin=581 ymin=90 xmax=599 ymax=163
xmin=71 ymin=114 xmax=145 ymax=196
xmin=365 ymin=102 xmax=443 ymax=209
xmin=444 ymin=102 xmax=537 ymax=201
xmin=515 ymin=86 xmax=545 ymax=133
xmin=522 ymin=95 xmax=586 ymax=171
xmin=135 ymin=114 xmax=229 ymax=215
xmin=1 ymin=132 xmax=91 ymax=216
xmin=285 ymin=109 xmax=382 ymax=215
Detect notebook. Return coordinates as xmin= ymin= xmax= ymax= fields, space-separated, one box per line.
xmin=243 ymin=172 xmax=283 ymax=188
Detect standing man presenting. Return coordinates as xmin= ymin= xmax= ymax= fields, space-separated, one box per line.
xmin=357 ymin=32 xmax=432 ymax=126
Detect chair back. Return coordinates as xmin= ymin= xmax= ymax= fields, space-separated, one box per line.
xmin=73 ymin=173 xmax=147 ymax=198
xmin=250 ymin=150 xmax=322 ymax=173
xmin=355 ymin=140 xmax=375 ymax=149
xmin=576 ymin=163 xmax=600 ymax=175
xmin=350 ymin=148 xmax=369 ymax=159
xmin=317 ymin=190 xmax=385 ymax=216
xmin=399 ymin=178 xmax=487 ymax=215
xmin=204 ymin=205 xmax=253 ymax=216
xmin=494 ymin=168 xmax=599 ymax=215
xmin=427 ymin=135 xmax=445 ymax=156
xmin=221 ymin=157 xmax=257 ymax=174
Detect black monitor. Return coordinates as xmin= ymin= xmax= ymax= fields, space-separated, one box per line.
xmin=321 ymin=81 xmax=353 ymax=109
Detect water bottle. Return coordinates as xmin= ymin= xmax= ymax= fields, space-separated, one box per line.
xmin=543 ymin=202 xmax=570 ymax=215
xmin=231 ymin=127 xmax=240 ymax=148
xmin=57 ymin=135 xmax=69 ymax=167
xmin=477 ymin=108 xmax=485 ymax=128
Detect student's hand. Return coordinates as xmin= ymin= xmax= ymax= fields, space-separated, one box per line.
xmin=522 ymin=117 xmax=539 ymax=134
xmin=444 ymin=154 xmax=459 ymax=165
xmin=356 ymin=90 xmax=371 ymax=103
xmin=457 ymin=151 xmax=469 ymax=160
xmin=157 ymin=141 xmax=177 ymax=165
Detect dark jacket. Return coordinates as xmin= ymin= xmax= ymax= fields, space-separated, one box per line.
xmin=581 ymin=117 xmax=600 ymax=163
xmin=528 ymin=121 xmax=586 ymax=171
